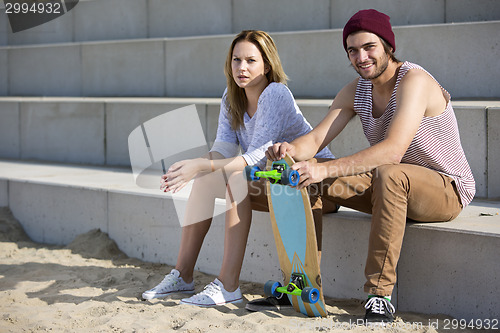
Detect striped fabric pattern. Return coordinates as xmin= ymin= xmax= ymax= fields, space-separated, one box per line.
xmin=354 ymin=61 xmax=475 ymax=207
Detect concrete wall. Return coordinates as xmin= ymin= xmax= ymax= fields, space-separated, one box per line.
xmin=0 ymin=48 xmax=7 ymax=95
xmin=105 ymin=100 xmax=209 ymax=165
xmin=1 ymin=161 xmax=498 ymax=320
xmin=1 ymin=0 xmax=499 ymax=45
xmin=9 ymin=180 xmax=108 ymax=244
xmin=1 ymin=98 xmax=498 ymax=199
xmin=2 ymin=21 xmax=500 ymax=99
xmin=399 ymin=226 xmax=500 ymax=320
xmin=454 ymin=106 xmax=487 ymax=198
xmin=0 ymin=101 xmax=19 ymax=159
xmin=8 ymin=44 xmax=82 ymax=96
xmin=489 ymin=108 xmax=500 ymax=198
xmin=19 ymin=101 xmax=105 ymax=164
xmin=82 ymin=40 xmax=165 ymax=97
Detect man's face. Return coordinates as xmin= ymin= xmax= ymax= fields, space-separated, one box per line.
xmin=346 ymin=31 xmax=390 ymax=80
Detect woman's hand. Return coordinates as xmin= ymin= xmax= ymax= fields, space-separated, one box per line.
xmin=265 ymin=142 xmax=296 ymax=161
xmin=160 ymin=158 xmax=203 ymax=193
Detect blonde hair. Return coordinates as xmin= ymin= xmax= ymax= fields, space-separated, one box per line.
xmin=224 ymin=30 xmax=288 ymax=130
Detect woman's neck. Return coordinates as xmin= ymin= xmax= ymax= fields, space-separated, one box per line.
xmin=245 ymin=81 xmax=269 ymax=117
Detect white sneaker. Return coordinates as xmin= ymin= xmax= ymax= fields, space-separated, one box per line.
xmin=142 ymin=269 xmax=195 ymax=300
xmin=180 ymin=278 xmax=242 ymax=307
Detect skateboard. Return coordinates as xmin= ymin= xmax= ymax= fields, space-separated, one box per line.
xmin=245 ymin=154 xmax=327 ymax=317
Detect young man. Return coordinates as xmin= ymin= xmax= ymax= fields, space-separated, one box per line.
xmin=266 ymin=9 xmax=475 ymax=323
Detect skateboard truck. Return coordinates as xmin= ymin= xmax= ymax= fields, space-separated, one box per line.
xmin=264 ymin=273 xmax=320 ymax=304
xmin=244 ymin=160 xmax=300 ymax=186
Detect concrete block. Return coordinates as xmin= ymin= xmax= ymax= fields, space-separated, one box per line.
xmin=106 ymin=100 xmax=207 ymax=166
xmin=165 ymin=36 xmax=228 ymax=97
xmin=8 ymin=180 xmax=107 ymax=245
xmin=240 ymin=210 xmax=282 ymax=284
xmin=330 ymin=116 xmax=369 ymax=158
xmin=396 ymin=21 xmax=500 ymax=99
xmin=9 ymin=44 xmax=81 ymax=96
xmin=149 ymin=0 xmax=232 ymax=38
xmin=108 ymin=191 xmax=181 ymax=263
xmin=258 ymin=24 xmax=497 ymax=100
xmin=82 ymin=40 xmax=164 ymax=97
xmin=0 ymin=9 xmax=7 ymax=46
xmin=206 ymin=103 xmax=220 ymax=148
xmin=446 ymin=0 xmax=500 ymax=22
xmin=107 ymin=190 xmax=281 ymax=283
xmin=398 ymin=227 xmax=499 ymax=320
xmin=330 ymin=0 xmax=445 ymax=28
xmin=454 ymin=106 xmax=488 ymax=198
xmin=0 ymin=179 xmax=7 ymax=207
xmin=321 ymin=210 xmax=372 ymax=300
xmin=273 ymin=30 xmax=354 ymax=99
xmin=0 ymin=101 xmax=20 ymax=158
xmin=20 ymin=101 xmax=105 ymax=164
xmin=233 ymin=0 xmax=330 ymax=33
xmin=6 ymin=7 xmax=74 ymax=45
xmin=74 ymin=0 xmax=147 ymax=42
xmin=488 ymin=107 xmax=500 ymax=198
xmin=4 ymin=21 xmax=499 ymax=100
xmin=2 ymin=159 xmax=499 ymax=320
xmin=0 ymin=48 xmax=6 ymax=94
xmin=299 ymin=103 xmax=330 ymax=128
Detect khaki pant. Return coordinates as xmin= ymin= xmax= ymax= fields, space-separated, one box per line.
xmin=312 ymin=163 xmax=463 ymax=296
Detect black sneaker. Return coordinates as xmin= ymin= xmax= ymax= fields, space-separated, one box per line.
xmin=363 ymin=296 xmax=395 ymax=323
xmin=245 ymin=295 xmax=292 ymax=312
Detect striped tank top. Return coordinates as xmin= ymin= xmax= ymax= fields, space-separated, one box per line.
xmin=354 ymin=61 xmax=475 ymax=207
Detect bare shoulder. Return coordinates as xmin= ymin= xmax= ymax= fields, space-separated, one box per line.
xmin=399 ymin=68 xmax=440 ymax=92
xmin=398 ymin=68 xmax=447 ymax=117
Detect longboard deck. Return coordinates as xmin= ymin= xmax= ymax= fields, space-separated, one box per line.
xmin=266 ymin=155 xmax=327 ymax=317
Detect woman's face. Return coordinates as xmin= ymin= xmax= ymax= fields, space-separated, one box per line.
xmin=231 ymin=40 xmax=269 ymax=91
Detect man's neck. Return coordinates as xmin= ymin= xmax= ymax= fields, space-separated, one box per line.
xmin=371 ymin=61 xmax=403 ymax=97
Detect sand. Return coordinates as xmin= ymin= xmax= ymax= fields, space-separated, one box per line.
xmin=0 ymin=208 xmax=468 ymax=333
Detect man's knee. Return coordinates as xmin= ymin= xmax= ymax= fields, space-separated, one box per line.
xmin=372 ymin=164 xmax=409 ymax=192
xmin=373 ymin=164 xmax=406 ymax=183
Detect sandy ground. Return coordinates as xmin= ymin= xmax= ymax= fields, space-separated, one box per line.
xmin=0 ymin=208 xmax=477 ymax=333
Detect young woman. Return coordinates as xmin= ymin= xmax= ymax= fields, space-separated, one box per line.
xmin=142 ymin=30 xmax=334 ymax=307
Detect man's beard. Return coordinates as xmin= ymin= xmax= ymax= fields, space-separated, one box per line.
xmin=354 ymin=53 xmax=390 ymax=80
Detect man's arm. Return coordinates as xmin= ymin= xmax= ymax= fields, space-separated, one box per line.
xmin=292 ymin=69 xmax=437 ymax=188
xmin=267 ymin=79 xmax=358 ymax=162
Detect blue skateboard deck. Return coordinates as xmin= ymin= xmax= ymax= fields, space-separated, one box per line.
xmin=266 ymin=155 xmax=327 ymax=317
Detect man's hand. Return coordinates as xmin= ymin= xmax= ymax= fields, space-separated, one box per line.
xmin=292 ymin=160 xmax=328 ymax=189
xmin=265 ymin=142 xmax=296 ymax=161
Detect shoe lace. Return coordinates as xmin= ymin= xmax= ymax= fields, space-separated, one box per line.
xmin=155 ymin=273 xmax=178 ymax=290
xmin=199 ymin=282 xmax=221 ymax=298
xmin=365 ymin=297 xmax=395 ymax=315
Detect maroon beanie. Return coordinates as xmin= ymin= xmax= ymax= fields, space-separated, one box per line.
xmin=343 ymin=9 xmax=395 ymax=52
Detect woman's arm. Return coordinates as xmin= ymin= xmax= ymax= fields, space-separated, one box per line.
xmin=161 ymin=152 xmax=248 ymax=193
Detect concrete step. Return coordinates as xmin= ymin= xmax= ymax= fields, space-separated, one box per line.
xmin=1 ymin=0 xmax=499 ymax=46
xmin=1 ymin=21 xmax=500 ymax=99
xmin=1 ymin=97 xmax=499 ymax=198
xmin=0 ymin=159 xmax=498 ymax=320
